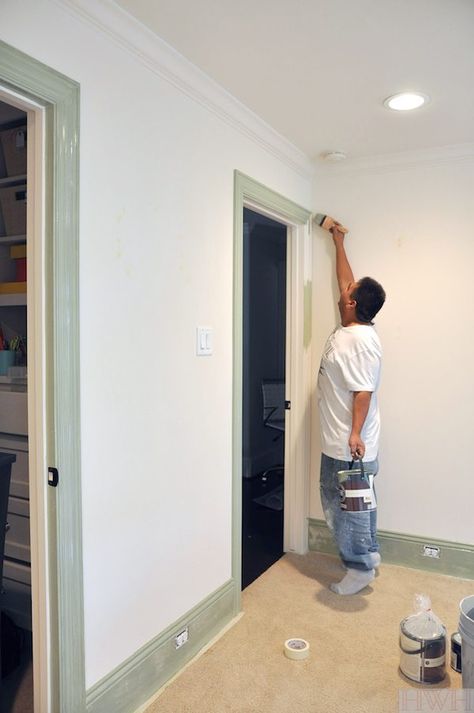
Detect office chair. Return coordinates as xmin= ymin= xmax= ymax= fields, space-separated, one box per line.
xmin=261 ymin=379 xmax=285 ymax=481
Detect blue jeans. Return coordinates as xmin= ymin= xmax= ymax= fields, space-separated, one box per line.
xmin=320 ymin=453 xmax=379 ymax=572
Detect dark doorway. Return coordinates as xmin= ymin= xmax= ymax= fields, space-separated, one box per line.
xmin=241 ymin=208 xmax=287 ymax=589
xmin=0 ymin=99 xmax=33 ymax=712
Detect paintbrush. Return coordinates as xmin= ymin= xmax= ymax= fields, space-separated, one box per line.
xmin=314 ymin=213 xmax=348 ymax=234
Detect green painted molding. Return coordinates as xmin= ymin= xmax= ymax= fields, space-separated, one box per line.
xmin=303 ymin=280 xmax=312 ymax=349
xmin=232 ymin=178 xmax=244 ymax=616
xmin=0 ymin=39 xmax=79 ymax=106
xmin=234 ymin=171 xmax=312 ymax=225
xmin=308 ymin=517 xmax=474 ymax=580
xmin=86 ymin=579 xmax=237 ymax=713
xmin=0 ymin=40 xmax=84 ymax=711
xmin=233 ymin=170 xmax=312 ymax=612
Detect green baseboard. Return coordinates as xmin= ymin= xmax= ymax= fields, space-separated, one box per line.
xmin=308 ymin=518 xmax=474 ymax=580
xmin=86 ymin=579 xmax=237 ymax=713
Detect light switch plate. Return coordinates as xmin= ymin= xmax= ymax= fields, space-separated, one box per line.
xmin=196 ymin=327 xmax=213 ymax=356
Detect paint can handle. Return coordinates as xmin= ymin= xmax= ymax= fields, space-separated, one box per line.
xmin=349 ymin=457 xmax=366 ymax=480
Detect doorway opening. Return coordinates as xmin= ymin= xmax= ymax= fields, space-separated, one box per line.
xmin=232 ymin=171 xmax=312 ymax=615
xmin=241 ymin=208 xmax=287 ymax=589
xmin=0 ymin=98 xmax=32 ymax=712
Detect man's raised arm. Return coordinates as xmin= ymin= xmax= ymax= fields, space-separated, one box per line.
xmin=331 ymin=225 xmax=354 ymax=294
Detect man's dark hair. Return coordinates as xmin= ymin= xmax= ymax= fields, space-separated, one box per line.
xmin=352 ymin=277 xmax=386 ymax=324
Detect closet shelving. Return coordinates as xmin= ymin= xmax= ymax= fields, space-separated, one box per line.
xmin=0 ymin=113 xmax=31 ymax=631
xmin=0 ymin=164 xmax=26 ymax=306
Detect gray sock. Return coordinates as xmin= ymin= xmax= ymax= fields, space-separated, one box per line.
xmin=371 ymin=552 xmax=381 ymax=568
xmin=330 ymin=568 xmax=375 ymax=595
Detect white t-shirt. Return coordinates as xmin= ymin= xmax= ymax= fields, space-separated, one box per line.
xmin=317 ymin=324 xmax=382 ymax=462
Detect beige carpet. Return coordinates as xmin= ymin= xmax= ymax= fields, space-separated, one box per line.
xmin=144 ymin=553 xmax=472 ymax=713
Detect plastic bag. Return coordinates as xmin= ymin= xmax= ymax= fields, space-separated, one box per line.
xmin=403 ymin=593 xmax=445 ymax=639
xmin=399 ymin=593 xmax=447 ymax=683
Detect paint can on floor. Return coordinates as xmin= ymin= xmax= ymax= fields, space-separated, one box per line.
xmin=458 ymin=595 xmax=474 ymax=689
xmin=399 ymin=619 xmax=446 ymax=684
xmin=337 ymin=459 xmax=376 ymax=512
xmin=451 ymin=632 xmax=462 ymax=673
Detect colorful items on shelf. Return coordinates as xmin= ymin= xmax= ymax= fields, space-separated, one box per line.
xmin=10 ymin=244 xmax=26 ymax=282
xmin=0 ymin=328 xmax=22 ymax=351
xmin=0 ymin=245 xmax=27 ymax=294
xmin=0 ymin=349 xmax=15 ymax=375
xmin=0 ymin=329 xmax=26 ymax=374
xmin=0 ymin=327 xmax=15 ymax=374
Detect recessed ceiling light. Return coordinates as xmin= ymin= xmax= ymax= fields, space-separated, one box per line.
xmin=384 ymin=92 xmax=430 ymax=111
xmin=322 ymin=151 xmax=347 ymax=161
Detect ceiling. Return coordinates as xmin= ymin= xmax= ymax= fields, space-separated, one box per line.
xmin=114 ymin=0 xmax=474 ymax=163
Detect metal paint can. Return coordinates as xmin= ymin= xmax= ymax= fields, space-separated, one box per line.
xmin=337 ymin=460 xmax=376 ymax=512
xmin=459 ymin=596 xmax=474 ymax=690
xmin=399 ymin=618 xmax=446 ymax=684
xmin=451 ymin=632 xmax=462 ymax=673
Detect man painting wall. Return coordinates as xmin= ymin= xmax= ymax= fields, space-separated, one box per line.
xmin=317 ymin=222 xmax=386 ymax=595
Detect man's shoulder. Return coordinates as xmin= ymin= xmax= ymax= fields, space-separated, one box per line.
xmin=337 ymin=325 xmax=382 ymax=356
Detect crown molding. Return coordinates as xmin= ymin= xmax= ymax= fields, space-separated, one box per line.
xmin=314 ymin=142 xmax=474 ymax=178
xmin=52 ymin=0 xmax=314 ymax=180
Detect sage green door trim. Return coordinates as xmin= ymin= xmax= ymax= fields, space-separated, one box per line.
xmin=233 ymin=171 xmax=312 ymax=614
xmin=86 ymin=579 xmax=236 ymax=713
xmin=308 ymin=517 xmax=474 ymax=580
xmin=235 ymin=172 xmax=311 ymax=225
xmin=0 ymin=40 xmax=84 ymax=711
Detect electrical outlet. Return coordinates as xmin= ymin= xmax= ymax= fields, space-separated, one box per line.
xmin=175 ymin=627 xmax=189 ymax=649
xmin=423 ymin=545 xmax=441 ymax=559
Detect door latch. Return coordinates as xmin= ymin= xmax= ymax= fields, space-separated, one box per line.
xmin=285 ymin=400 xmax=291 ymax=410
xmin=48 ymin=467 xmax=59 ymax=487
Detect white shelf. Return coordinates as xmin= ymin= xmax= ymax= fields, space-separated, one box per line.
xmin=0 ymin=234 xmax=26 ymax=246
xmin=0 ymin=174 xmax=27 ymax=187
xmin=0 ymin=293 xmax=26 ymax=306
xmin=0 ymin=378 xmax=27 ymax=393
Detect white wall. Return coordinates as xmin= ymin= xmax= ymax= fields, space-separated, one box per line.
xmin=0 ymin=0 xmax=312 ymax=687
xmin=311 ymin=157 xmax=474 ymax=546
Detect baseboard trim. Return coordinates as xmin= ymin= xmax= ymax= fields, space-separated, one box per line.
xmin=86 ymin=578 xmax=237 ymax=713
xmin=308 ymin=518 xmax=474 ymax=580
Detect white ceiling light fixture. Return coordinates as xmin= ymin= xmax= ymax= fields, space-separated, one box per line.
xmin=322 ymin=151 xmax=347 ymax=161
xmin=384 ymin=92 xmax=430 ymax=111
